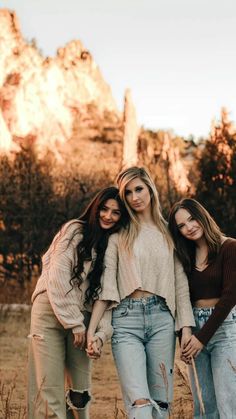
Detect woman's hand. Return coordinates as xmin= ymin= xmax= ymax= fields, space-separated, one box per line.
xmin=180 ymin=327 xmax=192 ymax=364
xmin=86 ymin=335 xmax=103 ymax=359
xmin=86 ymin=329 xmax=94 ymax=355
xmin=73 ymin=330 xmax=86 ymax=350
xmin=182 ymin=335 xmax=203 ymax=360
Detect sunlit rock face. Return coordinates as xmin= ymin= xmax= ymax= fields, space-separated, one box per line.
xmin=0 ymin=9 xmax=118 ymax=153
xmin=0 ymin=109 xmax=13 ymax=150
xmin=162 ymin=133 xmax=191 ymax=193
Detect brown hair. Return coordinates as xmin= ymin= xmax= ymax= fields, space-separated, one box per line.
xmin=168 ymin=198 xmax=223 ymax=274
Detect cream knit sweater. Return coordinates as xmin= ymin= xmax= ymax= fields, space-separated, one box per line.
xmin=99 ymin=224 xmax=195 ymax=331
xmin=32 ymin=220 xmax=112 ymax=343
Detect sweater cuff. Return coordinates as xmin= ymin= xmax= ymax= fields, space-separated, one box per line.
xmin=193 ymin=330 xmax=209 ymax=346
xmin=95 ymin=331 xmax=106 ymax=345
xmin=175 ymin=317 xmax=195 ymax=332
xmin=72 ymin=324 xmax=86 ymax=334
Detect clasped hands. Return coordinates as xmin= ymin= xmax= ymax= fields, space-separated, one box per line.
xmin=73 ymin=330 xmax=103 ymax=359
xmin=180 ymin=327 xmax=203 ymax=364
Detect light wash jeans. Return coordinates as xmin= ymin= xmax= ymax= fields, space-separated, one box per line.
xmin=27 ymin=292 xmax=92 ymax=419
xmin=111 ymin=295 xmax=176 ymax=419
xmin=189 ymin=306 xmax=236 ymax=419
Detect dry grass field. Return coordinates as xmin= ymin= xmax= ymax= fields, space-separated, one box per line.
xmin=0 ymin=307 xmax=193 ymax=418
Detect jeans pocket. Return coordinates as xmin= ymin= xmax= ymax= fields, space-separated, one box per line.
xmin=112 ymin=306 xmax=129 ymax=319
xmin=159 ymin=298 xmax=169 ymax=312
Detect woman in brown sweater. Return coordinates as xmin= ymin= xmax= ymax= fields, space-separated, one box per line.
xmin=169 ymin=198 xmax=236 ymax=419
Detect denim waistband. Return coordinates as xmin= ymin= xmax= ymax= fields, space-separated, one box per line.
xmin=193 ymin=307 xmax=215 ymax=317
xmin=121 ymin=295 xmax=164 ymax=308
xmin=193 ymin=305 xmax=236 ymax=319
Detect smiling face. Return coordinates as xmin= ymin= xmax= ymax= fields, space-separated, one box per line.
xmin=124 ymin=177 xmax=151 ymax=214
xmin=175 ymin=208 xmax=204 ymax=241
xmin=99 ymin=199 xmax=121 ymax=230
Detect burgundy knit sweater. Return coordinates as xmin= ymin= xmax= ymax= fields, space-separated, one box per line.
xmin=188 ymin=238 xmax=236 ymax=345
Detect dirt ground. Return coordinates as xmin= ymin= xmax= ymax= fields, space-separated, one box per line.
xmin=0 ymin=308 xmax=193 ymax=419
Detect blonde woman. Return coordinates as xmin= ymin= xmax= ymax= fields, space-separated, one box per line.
xmin=87 ymin=167 xmax=194 ymax=419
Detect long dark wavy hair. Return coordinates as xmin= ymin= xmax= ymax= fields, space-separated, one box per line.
xmin=168 ymin=198 xmax=223 ymax=275
xmin=69 ymin=186 xmax=128 ymax=305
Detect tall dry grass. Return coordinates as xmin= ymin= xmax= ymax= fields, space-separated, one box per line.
xmin=1 ymin=308 xmax=194 ymax=418
xmin=0 ymin=376 xmax=26 ymax=419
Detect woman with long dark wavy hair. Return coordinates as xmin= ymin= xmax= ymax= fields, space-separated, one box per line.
xmin=27 ymin=186 xmax=128 ymax=419
xmin=169 ymin=198 xmax=236 ymax=418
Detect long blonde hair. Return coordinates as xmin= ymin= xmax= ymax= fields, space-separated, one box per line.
xmin=117 ymin=166 xmax=173 ymax=250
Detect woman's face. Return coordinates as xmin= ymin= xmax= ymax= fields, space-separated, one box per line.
xmin=124 ymin=177 xmax=151 ymax=213
xmin=175 ymin=208 xmax=204 ymax=241
xmin=99 ymin=199 xmax=121 ymax=230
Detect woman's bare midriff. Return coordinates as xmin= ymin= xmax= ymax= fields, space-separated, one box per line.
xmin=193 ymin=298 xmax=220 ymax=308
xmin=129 ymin=289 xmax=155 ymax=299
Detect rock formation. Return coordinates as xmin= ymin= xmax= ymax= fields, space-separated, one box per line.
xmin=161 ymin=132 xmax=191 ymax=193
xmin=122 ymin=89 xmax=139 ymax=167
xmin=0 ymin=9 xmax=197 ymax=197
xmin=0 ymin=9 xmax=118 ymax=154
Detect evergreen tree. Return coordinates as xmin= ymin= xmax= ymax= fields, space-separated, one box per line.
xmin=0 ymin=141 xmax=57 ymax=282
xmin=0 ymin=141 xmax=115 ymax=286
xmin=196 ymin=109 xmax=236 ymax=236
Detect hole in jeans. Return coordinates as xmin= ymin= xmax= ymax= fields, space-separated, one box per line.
xmin=154 ymin=400 xmax=169 ymax=410
xmin=27 ymin=333 xmax=44 ymax=341
xmin=132 ymin=398 xmax=151 ymax=407
xmin=66 ymin=389 xmax=91 ymax=410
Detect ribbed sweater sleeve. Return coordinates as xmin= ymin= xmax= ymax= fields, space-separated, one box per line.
xmin=95 ymin=310 xmax=113 ymax=343
xmin=174 ymin=253 xmax=195 ymax=331
xmin=45 ymin=223 xmax=85 ymax=334
xmin=195 ymin=240 xmax=236 ymax=345
xmin=99 ymin=234 xmax=120 ymax=305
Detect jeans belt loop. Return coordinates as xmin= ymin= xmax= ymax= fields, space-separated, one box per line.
xmin=129 ymin=299 xmax=133 ymax=310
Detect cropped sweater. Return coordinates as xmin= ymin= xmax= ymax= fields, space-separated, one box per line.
xmin=99 ymin=224 xmax=195 ymax=331
xmin=189 ymin=238 xmax=236 ymax=345
xmin=32 ymin=220 xmax=112 ymax=343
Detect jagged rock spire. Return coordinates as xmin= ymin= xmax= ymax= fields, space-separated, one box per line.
xmin=162 ymin=132 xmax=190 ymax=193
xmin=122 ymin=88 xmax=140 ymax=167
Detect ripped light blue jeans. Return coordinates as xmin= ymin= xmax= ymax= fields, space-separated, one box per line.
xmin=111 ymin=295 xmax=176 ymax=419
xmin=190 ymin=306 xmax=236 ymax=419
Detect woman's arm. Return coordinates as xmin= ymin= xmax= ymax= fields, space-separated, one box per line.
xmin=86 ymin=300 xmax=110 ymax=358
xmin=45 ymin=222 xmax=85 ymax=335
xmin=86 ymin=234 xmax=120 ymax=357
xmin=87 ymin=300 xmax=109 ymax=337
xmin=174 ymin=253 xmax=196 ymax=361
xmin=174 ymin=253 xmax=195 ymax=331
xmin=193 ymin=240 xmax=236 ymax=346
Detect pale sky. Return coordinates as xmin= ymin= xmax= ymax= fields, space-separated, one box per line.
xmin=1 ymin=0 xmax=236 ymax=139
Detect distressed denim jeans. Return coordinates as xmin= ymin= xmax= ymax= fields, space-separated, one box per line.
xmin=189 ymin=306 xmax=236 ymax=419
xmin=111 ymin=295 xmax=176 ymax=419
